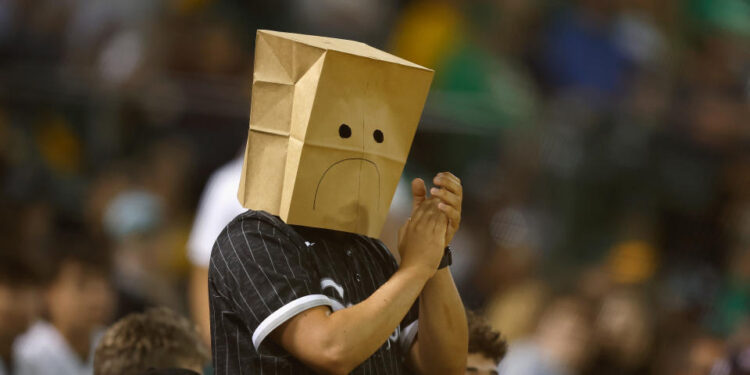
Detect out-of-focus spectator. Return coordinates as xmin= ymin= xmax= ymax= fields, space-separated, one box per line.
xmin=466 ymin=310 xmax=507 ymax=375
xmin=1 ymin=0 xmax=749 ymax=373
xmin=186 ymin=156 xmax=244 ymax=346
xmin=15 ymin=230 xmax=115 ymax=375
xmin=684 ymin=334 xmax=726 ymax=375
xmin=103 ymin=188 xmax=164 ymax=317
xmin=709 ymin=322 xmax=750 ymax=375
xmin=499 ymin=295 xmax=594 ymax=375
xmin=585 ymin=289 xmax=655 ymax=374
xmin=93 ymin=307 xmax=209 ymax=375
xmin=289 ymin=0 xmax=396 ymax=44
xmin=539 ymin=1 xmax=631 ymax=99
xmin=0 ymin=238 xmax=46 ymax=375
xmin=485 ymin=278 xmax=548 ymax=343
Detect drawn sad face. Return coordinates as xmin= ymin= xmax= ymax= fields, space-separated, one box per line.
xmin=286 ymin=52 xmax=421 ymax=236
xmin=311 ymin=123 xmax=384 ymax=212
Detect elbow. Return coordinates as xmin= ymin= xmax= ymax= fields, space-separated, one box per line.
xmin=316 ymin=342 xmax=358 ymax=375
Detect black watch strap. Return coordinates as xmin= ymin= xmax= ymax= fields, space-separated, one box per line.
xmin=438 ymin=246 xmax=453 ymax=269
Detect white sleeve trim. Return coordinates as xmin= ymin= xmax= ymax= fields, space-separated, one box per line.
xmin=399 ymin=320 xmax=419 ymax=354
xmin=252 ymin=294 xmax=335 ymax=350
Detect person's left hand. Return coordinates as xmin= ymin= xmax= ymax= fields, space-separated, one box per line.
xmin=409 ymin=172 xmax=462 ymax=245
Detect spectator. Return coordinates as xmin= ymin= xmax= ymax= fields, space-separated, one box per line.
xmin=15 ymin=232 xmax=115 ymax=375
xmin=0 ymin=243 xmax=46 ymax=375
xmin=93 ymin=307 xmax=209 ymax=375
xmin=466 ymin=310 xmax=507 ymax=375
xmin=499 ymin=295 xmax=595 ymax=375
xmin=186 ymin=156 xmax=245 ymax=347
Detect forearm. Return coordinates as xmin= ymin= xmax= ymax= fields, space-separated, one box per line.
xmin=326 ymin=267 xmax=430 ymax=368
xmin=412 ymin=269 xmax=468 ymax=374
xmin=274 ymin=266 xmax=432 ymax=374
xmin=189 ymin=265 xmax=211 ymax=347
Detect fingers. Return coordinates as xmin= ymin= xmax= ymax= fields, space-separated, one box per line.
xmin=429 ymin=186 xmax=461 ymax=209
xmin=433 ymin=172 xmax=461 ymax=193
xmin=412 ymin=199 xmax=438 ymax=224
xmin=437 ymin=203 xmax=460 ymax=226
xmin=410 ymin=197 xmax=429 ymax=224
xmin=420 ymin=199 xmax=448 ymax=235
xmin=411 ymin=178 xmax=427 ymax=212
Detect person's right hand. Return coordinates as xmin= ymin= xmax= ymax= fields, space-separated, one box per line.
xmin=398 ymin=197 xmax=448 ymax=277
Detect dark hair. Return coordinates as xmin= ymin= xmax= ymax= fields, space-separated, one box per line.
xmin=0 ymin=247 xmax=48 ymax=287
xmin=94 ymin=307 xmax=210 ymax=375
xmin=0 ymin=202 xmax=48 ymax=286
xmin=49 ymin=228 xmax=113 ymax=280
xmin=467 ymin=310 xmax=508 ymax=364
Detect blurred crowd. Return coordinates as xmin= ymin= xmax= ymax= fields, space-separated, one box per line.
xmin=1 ymin=0 xmax=749 ymax=374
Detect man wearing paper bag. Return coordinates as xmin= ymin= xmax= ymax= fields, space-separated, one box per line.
xmin=209 ymin=30 xmax=468 ymax=374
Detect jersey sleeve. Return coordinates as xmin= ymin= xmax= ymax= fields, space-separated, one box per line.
xmin=209 ymin=212 xmax=334 ymax=350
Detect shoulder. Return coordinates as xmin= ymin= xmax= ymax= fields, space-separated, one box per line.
xmin=212 ymin=210 xmax=304 ymax=259
xmin=14 ymin=321 xmax=65 ymax=359
xmin=219 ymin=210 xmax=289 ymax=239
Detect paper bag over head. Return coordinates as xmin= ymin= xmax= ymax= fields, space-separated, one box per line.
xmin=238 ymin=30 xmax=434 ymax=237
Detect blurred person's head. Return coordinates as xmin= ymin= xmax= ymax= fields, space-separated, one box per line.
xmin=0 ymin=246 xmax=46 ymax=361
xmin=684 ymin=334 xmax=725 ymax=375
xmin=710 ymin=347 xmax=750 ymax=375
xmin=466 ymin=311 xmax=507 ymax=375
xmin=535 ymin=295 xmax=595 ymax=371
xmin=93 ymin=307 xmax=209 ymax=375
xmin=46 ymin=231 xmax=115 ymax=342
xmin=0 ymin=203 xmax=48 ymax=360
xmin=593 ymin=288 xmax=654 ymax=370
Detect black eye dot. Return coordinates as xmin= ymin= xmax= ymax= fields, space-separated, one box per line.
xmin=373 ymin=129 xmax=384 ymax=143
xmin=338 ymin=124 xmax=351 ymax=138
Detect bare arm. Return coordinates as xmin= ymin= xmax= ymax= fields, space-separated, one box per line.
xmin=189 ymin=265 xmax=212 ymax=347
xmin=407 ymin=172 xmax=469 ymax=374
xmin=270 ymin=200 xmax=448 ymax=375
xmin=409 ymin=269 xmax=468 ymax=374
xmin=271 ymin=266 xmax=431 ymax=374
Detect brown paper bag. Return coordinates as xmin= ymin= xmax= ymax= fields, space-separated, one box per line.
xmin=238 ymin=30 xmax=434 ymax=237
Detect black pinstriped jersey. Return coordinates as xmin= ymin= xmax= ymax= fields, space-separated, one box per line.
xmin=208 ymin=210 xmax=419 ymax=374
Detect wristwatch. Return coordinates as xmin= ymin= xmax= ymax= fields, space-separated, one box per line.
xmin=437 ymin=246 xmax=453 ymax=269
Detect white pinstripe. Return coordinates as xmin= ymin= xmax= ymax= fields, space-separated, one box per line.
xmin=209 ymin=288 xmax=219 ymax=371
xmin=271 ymin=226 xmax=299 ymax=279
xmin=210 ymin=213 xmax=418 ymax=374
xmin=220 ymin=307 xmax=228 ymax=375
xmin=256 ymin=220 xmax=279 ymax=273
xmin=229 ymin=223 xmax=285 ymax=307
xmin=216 ymin=238 xmax=266 ymax=319
xmin=271 ymin=226 xmax=312 ymax=296
xmin=211 ymin=262 xmax=260 ymax=326
xmin=254 ymin=222 xmax=301 ymax=300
